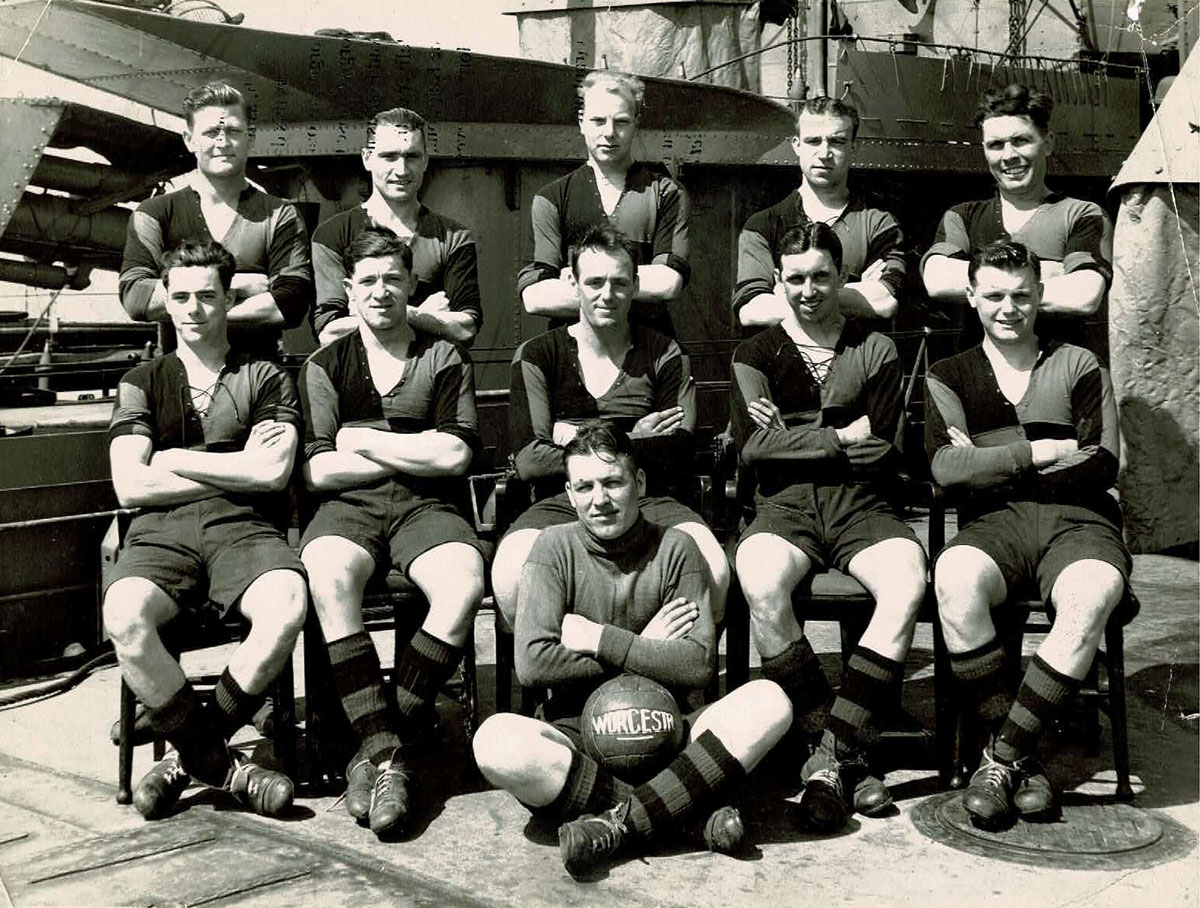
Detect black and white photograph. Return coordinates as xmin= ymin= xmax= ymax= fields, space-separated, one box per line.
xmin=0 ymin=1 xmax=1196 ymax=905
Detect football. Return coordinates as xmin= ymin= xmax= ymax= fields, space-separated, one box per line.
xmin=580 ymin=675 xmax=685 ymax=782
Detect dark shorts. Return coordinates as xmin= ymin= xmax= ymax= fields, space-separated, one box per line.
xmin=104 ymin=497 xmax=303 ymax=618
xmin=508 ymin=491 xmax=703 ymax=534
xmin=739 ymin=484 xmax=919 ymax=573
xmin=300 ymin=479 xmax=482 ymax=578
xmin=938 ymin=501 xmax=1132 ymax=602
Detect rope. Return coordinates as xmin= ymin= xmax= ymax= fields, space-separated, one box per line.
xmin=0 ymin=650 xmax=116 ymax=711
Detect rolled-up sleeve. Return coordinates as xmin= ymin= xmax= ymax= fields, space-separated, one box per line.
xmin=299 ymin=359 xmax=341 ymax=460
xmin=119 ymin=207 xmax=167 ymax=322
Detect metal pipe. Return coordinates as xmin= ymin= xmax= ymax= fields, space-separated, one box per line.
xmin=5 ymin=194 xmax=129 ymax=252
xmin=0 ymin=583 xmax=97 ymax=605
xmin=29 ymin=155 xmax=151 ymax=201
xmin=0 ymin=260 xmax=72 ymax=290
xmin=0 ymin=508 xmax=135 ymax=532
xmin=810 ymin=0 xmax=828 ymax=97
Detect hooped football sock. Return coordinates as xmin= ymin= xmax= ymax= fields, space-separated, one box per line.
xmin=626 ymin=731 xmax=745 ymax=844
xmin=328 ymin=632 xmax=401 ymax=766
xmin=948 ymin=637 xmax=1011 ymax=728
xmin=993 ymin=655 xmax=1080 ymax=764
xmin=541 ymin=748 xmax=634 ymax=823
xmin=213 ymin=668 xmax=266 ymax=742
xmin=394 ymin=629 xmax=461 ymax=736
xmin=760 ymin=636 xmax=834 ymax=730
xmin=826 ymin=646 xmax=904 ymax=754
xmin=147 ymin=683 xmax=232 ymax=788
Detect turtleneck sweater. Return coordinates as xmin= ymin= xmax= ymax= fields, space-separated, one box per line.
xmin=514 ymin=516 xmax=715 ymax=714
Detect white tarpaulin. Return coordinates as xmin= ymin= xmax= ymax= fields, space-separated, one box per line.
xmin=1109 ymin=48 xmax=1200 ymax=553
xmin=507 ymin=1 xmax=761 ymax=90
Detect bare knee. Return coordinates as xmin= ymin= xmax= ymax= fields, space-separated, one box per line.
xmin=417 ymin=546 xmax=485 ymax=613
xmin=103 ymin=580 xmax=168 ymax=648
xmin=694 ymin=679 xmax=794 ymax=762
xmin=735 ymin=537 xmax=799 ymax=606
xmin=934 ymin=548 xmax=1001 ymax=628
xmin=1050 ymin=564 xmax=1124 ymax=641
xmin=302 ymin=541 xmax=369 ymax=621
xmin=879 ymin=567 xmax=928 ymax=626
xmin=243 ymin=571 xmax=308 ymax=644
xmin=492 ymin=529 xmax=541 ymax=624
xmin=738 ymin=678 xmax=793 ymax=740
xmin=473 ymin=713 xmax=540 ymax=786
xmin=675 ymin=522 xmax=730 ymax=589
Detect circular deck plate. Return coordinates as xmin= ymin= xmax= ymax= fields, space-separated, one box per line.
xmin=912 ymin=792 xmax=1195 ymax=870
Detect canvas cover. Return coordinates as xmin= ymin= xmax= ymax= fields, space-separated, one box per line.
xmin=511 ymin=2 xmax=760 ymax=90
xmin=1109 ymin=48 xmax=1200 ymax=552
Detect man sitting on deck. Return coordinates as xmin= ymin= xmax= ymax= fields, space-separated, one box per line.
xmin=299 ymin=227 xmax=485 ymax=841
xmin=492 ymin=222 xmax=728 ymax=633
xmin=103 ymin=239 xmax=307 ymax=820
xmin=926 ymin=239 xmax=1130 ymax=828
xmin=732 ymin=222 xmax=927 ymax=833
xmin=473 ymin=420 xmax=792 ymax=877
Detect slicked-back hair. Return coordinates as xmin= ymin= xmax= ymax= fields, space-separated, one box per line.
xmin=568 ymin=221 xmax=637 ymax=279
xmin=577 ymin=70 xmax=646 ymax=121
xmin=797 ymin=95 xmax=860 ymax=140
xmin=968 ymin=239 xmax=1041 ymax=287
xmin=161 ymin=239 xmax=237 ymax=290
xmin=367 ymin=107 xmax=429 ymax=152
xmin=776 ymin=221 xmax=844 ymax=274
xmin=563 ymin=419 xmax=639 ymax=474
xmin=182 ymin=81 xmax=248 ymax=126
xmin=974 ymin=83 xmax=1053 ymax=132
xmin=345 ymin=226 xmax=414 ymax=276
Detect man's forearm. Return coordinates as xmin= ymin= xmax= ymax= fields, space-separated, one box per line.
xmin=349 ymin=428 xmax=473 ymax=477
xmin=407 ymin=307 xmax=478 ymax=343
xmin=157 ymin=446 xmax=291 ymax=492
xmin=736 ymin=291 xmax=790 ymax=328
xmin=303 ymin=449 xmax=394 ymax=491
xmin=634 ymin=264 xmax=683 ymax=303
xmin=317 ymin=316 xmax=358 ymax=346
xmin=521 ymin=279 xmax=579 ymax=318
xmin=1039 ymin=270 xmax=1106 ymax=316
xmin=922 ymin=256 xmax=969 ymax=299
xmin=226 ymin=291 xmax=285 ymax=326
xmin=122 ymin=279 xmax=169 ymax=322
xmin=113 ymin=461 xmax=223 ymax=508
xmin=839 ymin=280 xmax=898 ymax=319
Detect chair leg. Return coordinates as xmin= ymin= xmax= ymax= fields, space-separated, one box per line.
xmin=461 ymin=644 xmax=478 ymax=740
xmin=1104 ymin=620 xmax=1135 ymax=801
xmin=302 ymin=609 xmax=333 ymax=790
xmin=1084 ymin=658 xmax=1102 ymax=758
xmin=518 ymin=685 xmax=540 ymax=717
xmin=117 ymin=677 xmax=138 ymax=804
xmin=725 ymin=585 xmax=750 ymax=692
xmin=494 ymin=617 xmax=514 ymax=715
xmin=932 ymin=618 xmax=957 ymax=789
xmin=273 ymin=654 xmax=297 ymax=783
